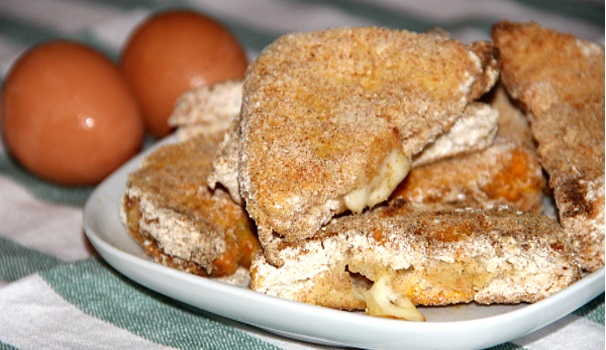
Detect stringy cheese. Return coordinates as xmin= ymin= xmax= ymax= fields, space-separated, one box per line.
xmin=361 ymin=275 xmax=426 ymax=322
xmin=344 ymin=149 xmax=411 ymax=213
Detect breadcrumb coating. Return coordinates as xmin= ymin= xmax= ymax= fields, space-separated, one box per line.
xmin=493 ymin=21 xmax=605 ymax=271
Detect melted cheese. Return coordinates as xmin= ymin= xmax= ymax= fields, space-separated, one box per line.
xmin=344 ymin=149 xmax=411 ymax=213
xmin=361 ymin=275 xmax=425 ymax=321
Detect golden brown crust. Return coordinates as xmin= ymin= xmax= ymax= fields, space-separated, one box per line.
xmin=239 ymin=27 xmax=500 ymax=249
xmin=492 ymin=21 xmax=605 ymax=271
xmin=492 ymin=21 xmax=603 ymax=114
xmin=120 ymin=135 xmax=258 ymax=277
xmin=391 ymin=136 xmax=545 ymax=214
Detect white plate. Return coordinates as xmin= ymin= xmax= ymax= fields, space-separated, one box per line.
xmin=83 ymin=136 xmax=605 ymax=350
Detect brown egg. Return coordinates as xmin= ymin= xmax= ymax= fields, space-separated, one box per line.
xmin=121 ymin=9 xmax=248 ymax=137
xmin=1 ymin=40 xmax=144 ymax=186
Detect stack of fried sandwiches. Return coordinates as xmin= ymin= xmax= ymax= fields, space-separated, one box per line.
xmin=120 ymin=21 xmax=604 ymax=321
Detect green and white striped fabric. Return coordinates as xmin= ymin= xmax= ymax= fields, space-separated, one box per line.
xmin=0 ymin=1 xmax=603 ymax=349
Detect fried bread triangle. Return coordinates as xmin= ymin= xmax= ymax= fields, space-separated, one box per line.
xmin=213 ymin=27 xmax=500 ymax=261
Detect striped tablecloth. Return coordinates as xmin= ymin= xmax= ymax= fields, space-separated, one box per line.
xmin=0 ymin=1 xmax=604 ymax=349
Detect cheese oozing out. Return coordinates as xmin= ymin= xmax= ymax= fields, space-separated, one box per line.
xmin=361 ymin=275 xmax=426 ymax=322
xmin=344 ymin=149 xmax=411 ymax=213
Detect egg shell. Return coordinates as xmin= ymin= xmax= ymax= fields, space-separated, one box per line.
xmin=1 ymin=40 xmax=144 ymax=186
xmin=121 ymin=9 xmax=248 ymax=137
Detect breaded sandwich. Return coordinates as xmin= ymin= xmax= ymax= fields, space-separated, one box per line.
xmin=492 ymin=21 xmax=605 ymax=271
xmin=210 ymin=27 xmax=500 ymax=261
xmin=120 ymin=134 xmax=258 ymax=278
xmin=250 ymin=204 xmax=581 ymax=320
